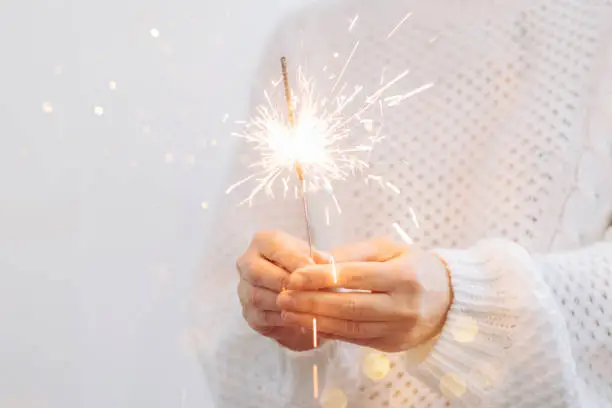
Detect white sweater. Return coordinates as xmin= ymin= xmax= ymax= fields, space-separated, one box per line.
xmin=196 ymin=1 xmax=612 ymax=407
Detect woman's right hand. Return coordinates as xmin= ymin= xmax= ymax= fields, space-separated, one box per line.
xmin=236 ymin=230 xmax=321 ymax=352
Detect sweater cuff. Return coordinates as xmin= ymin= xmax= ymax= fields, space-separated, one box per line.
xmin=408 ymin=240 xmax=536 ymax=405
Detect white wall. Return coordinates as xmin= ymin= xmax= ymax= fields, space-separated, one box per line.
xmin=0 ymin=1 xmax=302 ymax=407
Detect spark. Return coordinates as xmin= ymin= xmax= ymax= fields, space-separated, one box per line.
xmin=386 ymin=181 xmax=401 ymax=194
xmin=385 ymin=82 xmax=435 ymax=107
xmin=393 ymin=222 xmax=413 ymax=245
xmin=380 ymin=66 xmax=388 ymax=86
xmin=332 ymin=41 xmax=360 ymax=92
xmin=387 ymin=12 xmax=413 ymax=39
xmin=313 ymin=316 xmax=319 ymax=400
xmin=348 ymin=14 xmax=360 ymax=32
xmin=410 ymin=207 xmax=420 ymax=228
xmin=226 ymin=57 xmax=420 ymax=208
xmin=181 ymin=388 xmax=187 ymax=408
xmin=313 ymin=364 xmax=319 ymax=399
xmin=330 ymin=255 xmax=338 ymax=284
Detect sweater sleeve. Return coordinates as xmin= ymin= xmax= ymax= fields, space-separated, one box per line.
xmin=299 ymin=238 xmax=611 ymax=408
xmin=409 ymin=239 xmax=612 ymax=407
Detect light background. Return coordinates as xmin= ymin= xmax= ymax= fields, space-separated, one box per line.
xmin=0 ymin=0 xmax=305 ymax=407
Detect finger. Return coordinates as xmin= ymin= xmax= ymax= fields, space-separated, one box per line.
xmin=237 ymin=252 xmax=290 ymax=292
xmin=238 ymin=281 xmax=281 ymax=311
xmin=331 ymin=237 xmax=404 ymax=263
xmin=252 ymin=230 xmax=315 ymax=272
xmin=277 ymin=290 xmax=399 ymax=321
xmin=288 ymin=262 xmax=400 ymax=292
xmin=281 ymin=312 xmax=395 ymax=339
xmin=245 ymin=308 xmax=285 ymax=329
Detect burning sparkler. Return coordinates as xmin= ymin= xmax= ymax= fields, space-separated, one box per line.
xmin=226 ymin=10 xmax=434 ymax=401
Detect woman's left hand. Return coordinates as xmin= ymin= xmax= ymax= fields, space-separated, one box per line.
xmin=276 ymin=238 xmax=453 ymax=352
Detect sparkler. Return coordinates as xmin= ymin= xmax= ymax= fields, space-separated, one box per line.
xmin=226 ymin=10 xmax=434 ymax=402
xmin=281 ymin=56 xmax=320 ymax=399
xmin=281 ymin=57 xmax=314 ymax=256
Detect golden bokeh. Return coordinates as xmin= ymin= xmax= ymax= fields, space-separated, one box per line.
xmin=320 ymin=387 xmax=347 ymax=408
xmin=362 ymin=352 xmax=391 ymax=381
xmin=470 ymin=362 xmax=502 ymax=391
xmin=451 ymin=316 xmax=479 ymax=343
xmin=42 ymin=102 xmax=53 ymax=114
xmin=439 ymin=373 xmax=467 ymax=400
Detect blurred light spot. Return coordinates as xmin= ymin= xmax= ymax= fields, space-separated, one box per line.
xmin=439 ymin=373 xmax=467 ymax=399
xmin=362 ymin=352 xmax=390 ymax=380
xmin=93 ymin=106 xmax=104 ymax=116
xmin=165 ymin=153 xmax=174 ymax=163
xmin=142 ymin=125 xmax=151 ymax=134
xmin=54 ymin=65 xmax=63 ymax=75
xmin=210 ymin=139 xmax=217 ymax=147
xmin=333 ymin=52 xmax=340 ymax=58
xmin=320 ymin=387 xmax=347 ymax=408
xmin=42 ymin=101 xmax=53 ymax=114
xmin=181 ymin=388 xmax=187 ymax=408
xmin=109 ymin=81 xmax=117 ymax=90
xmin=186 ymin=155 xmax=196 ymax=165
xmin=222 ymin=113 xmax=229 ymax=123
xmin=201 ymin=201 xmax=209 ymax=210
xmin=150 ymin=28 xmax=160 ymax=38
xmin=470 ymin=363 xmax=502 ymax=391
xmin=452 ymin=316 xmax=479 ymax=343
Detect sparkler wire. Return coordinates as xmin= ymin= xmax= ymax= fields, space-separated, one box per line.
xmin=281 ymin=57 xmax=318 ymax=399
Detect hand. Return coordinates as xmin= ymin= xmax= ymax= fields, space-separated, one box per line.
xmin=276 ymin=238 xmax=452 ymax=353
xmin=236 ymin=230 xmax=325 ymax=352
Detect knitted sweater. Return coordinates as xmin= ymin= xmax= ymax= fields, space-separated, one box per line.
xmin=195 ymin=1 xmax=612 ymax=407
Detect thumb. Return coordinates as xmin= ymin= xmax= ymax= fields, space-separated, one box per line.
xmin=331 ymin=237 xmax=404 ymax=263
xmin=311 ymin=249 xmax=331 ymax=265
